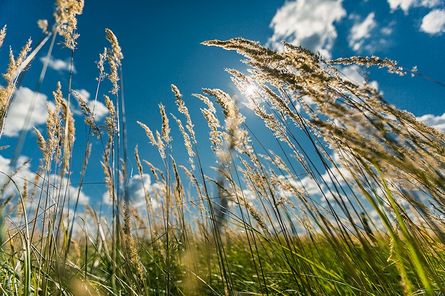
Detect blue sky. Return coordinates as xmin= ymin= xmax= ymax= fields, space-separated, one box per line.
xmin=0 ymin=0 xmax=444 ymax=207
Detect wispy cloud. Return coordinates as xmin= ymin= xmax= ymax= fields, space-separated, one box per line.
xmin=417 ymin=112 xmax=445 ymax=132
xmin=3 ymin=86 xmax=53 ymax=137
xmin=268 ymin=0 xmax=346 ymax=58
xmin=40 ymin=55 xmax=75 ymax=73
xmin=421 ymin=9 xmax=445 ymax=34
xmin=349 ymin=13 xmax=377 ymax=51
xmin=387 ymin=0 xmax=441 ymax=13
xmin=380 ymin=23 xmax=395 ymax=36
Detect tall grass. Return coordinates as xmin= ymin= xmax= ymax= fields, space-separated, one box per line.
xmin=0 ymin=1 xmax=444 ymax=295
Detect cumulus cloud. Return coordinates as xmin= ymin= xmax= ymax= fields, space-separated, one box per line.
xmin=339 ymin=65 xmax=379 ymax=90
xmin=269 ymin=0 xmax=346 ymax=58
xmin=126 ymin=174 xmax=158 ymax=208
xmin=102 ymin=173 xmax=161 ymax=209
xmin=3 ymin=86 xmax=53 ymax=137
xmin=417 ymin=112 xmax=445 ymax=132
xmin=88 ymin=100 xmax=109 ymax=122
xmin=3 ymin=86 xmax=108 ymax=138
xmin=0 ymin=154 xmax=89 ymax=213
xmin=341 ymin=65 xmax=367 ymax=85
xmin=387 ymin=0 xmax=441 ymax=13
xmin=76 ymin=89 xmax=91 ymax=100
xmin=421 ymin=9 xmax=445 ymax=34
xmin=297 ymin=163 xmax=353 ymax=203
xmin=388 ymin=0 xmax=417 ymax=12
xmin=41 ymin=55 xmax=75 ymax=73
xmin=228 ymin=188 xmax=256 ymax=207
xmin=73 ymin=89 xmax=109 ymax=122
xmin=349 ymin=13 xmax=377 ymax=51
xmin=0 ymin=153 xmax=90 ymax=237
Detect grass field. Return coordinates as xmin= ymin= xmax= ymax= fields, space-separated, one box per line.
xmin=1 ymin=1 xmax=445 ymax=295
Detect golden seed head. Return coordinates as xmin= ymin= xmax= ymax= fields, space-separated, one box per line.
xmin=159 ymin=104 xmax=171 ymax=144
xmin=97 ymin=47 xmax=108 ymax=80
xmin=105 ymin=28 xmax=123 ymax=63
xmin=137 ymin=121 xmax=156 ymax=146
xmin=171 ymin=84 xmax=196 ymax=142
xmin=37 ymin=19 xmax=48 ymax=34
xmin=54 ymin=0 xmax=84 ymax=49
xmin=0 ymin=25 xmax=6 ymax=48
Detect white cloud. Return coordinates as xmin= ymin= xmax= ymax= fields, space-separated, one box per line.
xmin=3 ymin=86 xmax=107 ymax=138
xmin=228 ymin=188 xmax=256 ymax=207
xmin=269 ymin=0 xmax=346 ymax=58
xmin=76 ymin=89 xmax=91 ymax=100
xmin=0 ymin=154 xmax=89 ymax=212
xmin=339 ymin=65 xmax=379 ymax=90
xmin=73 ymin=89 xmax=109 ymax=122
xmin=417 ymin=112 xmax=445 ymax=132
xmin=349 ymin=13 xmax=377 ymax=51
xmin=88 ymin=100 xmax=109 ymax=122
xmin=387 ymin=0 xmax=441 ymax=13
xmin=0 ymin=153 xmax=90 ymax=237
xmin=388 ymin=0 xmax=417 ymax=12
xmin=341 ymin=65 xmax=367 ymax=85
xmin=126 ymin=174 xmax=154 ymax=208
xmin=421 ymin=9 xmax=445 ymax=34
xmin=40 ymin=55 xmax=75 ymax=73
xmin=381 ymin=25 xmax=394 ymax=36
xmin=102 ymin=173 xmax=161 ymax=209
xmin=3 ymin=86 xmax=53 ymax=137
